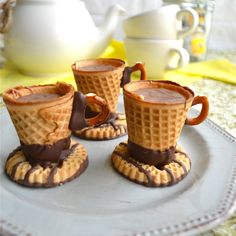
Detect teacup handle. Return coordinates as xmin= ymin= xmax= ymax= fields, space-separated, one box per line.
xmin=69 ymin=92 xmax=110 ymax=131
xmin=0 ymin=0 xmax=17 ymax=34
xmin=177 ymin=7 xmax=199 ymax=39
xmin=166 ymin=47 xmax=189 ymax=70
xmin=185 ymin=96 xmax=209 ymax=125
xmin=120 ymin=61 xmax=146 ymax=87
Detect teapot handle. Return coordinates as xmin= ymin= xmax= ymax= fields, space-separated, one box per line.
xmin=0 ymin=0 xmax=17 ymax=33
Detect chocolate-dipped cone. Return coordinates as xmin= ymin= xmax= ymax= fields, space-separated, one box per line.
xmin=123 ymin=80 xmax=195 ymax=167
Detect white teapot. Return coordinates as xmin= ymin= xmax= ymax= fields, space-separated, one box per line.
xmin=0 ymin=0 xmax=125 ymax=76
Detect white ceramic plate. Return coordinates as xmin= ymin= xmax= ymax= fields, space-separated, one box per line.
xmin=1 ymin=99 xmax=236 ymax=236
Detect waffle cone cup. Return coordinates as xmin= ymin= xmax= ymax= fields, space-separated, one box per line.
xmin=72 ymin=58 xmax=125 ymax=113
xmin=123 ymin=80 xmax=194 ymax=151
xmin=3 ymin=83 xmax=74 ymax=145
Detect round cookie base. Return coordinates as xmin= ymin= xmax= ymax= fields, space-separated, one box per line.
xmin=111 ymin=141 xmax=191 ymax=187
xmin=5 ymin=142 xmax=88 ymax=188
xmin=73 ymin=113 xmax=127 ymax=141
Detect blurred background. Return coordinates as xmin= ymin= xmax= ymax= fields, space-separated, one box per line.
xmin=82 ymin=0 xmax=236 ymax=53
xmin=0 ymin=0 xmax=236 ymax=58
xmin=0 ymin=0 xmax=236 ymax=63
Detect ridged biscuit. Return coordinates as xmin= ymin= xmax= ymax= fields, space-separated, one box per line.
xmin=111 ymin=141 xmax=191 ymax=187
xmin=74 ymin=113 xmax=127 ymax=140
xmin=5 ymin=142 xmax=88 ymax=188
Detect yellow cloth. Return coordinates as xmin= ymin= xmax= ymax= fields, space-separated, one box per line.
xmin=0 ymin=40 xmax=126 ymax=94
xmin=0 ymin=39 xmax=236 ymax=94
xmin=163 ymin=58 xmax=236 ymax=85
xmin=0 ymin=63 xmax=77 ymax=94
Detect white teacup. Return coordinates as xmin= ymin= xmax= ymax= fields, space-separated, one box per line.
xmin=124 ymin=37 xmax=189 ymax=78
xmin=123 ymin=4 xmax=199 ymax=40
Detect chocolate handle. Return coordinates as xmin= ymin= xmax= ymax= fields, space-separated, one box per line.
xmin=120 ymin=62 xmax=146 ymax=87
xmin=185 ymin=96 xmax=209 ymax=126
xmin=69 ymin=92 xmax=110 ymax=131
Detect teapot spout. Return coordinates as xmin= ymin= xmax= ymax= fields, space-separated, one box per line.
xmin=99 ymin=4 xmax=126 ymax=33
xmin=95 ymin=4 xmax=125 ymax=54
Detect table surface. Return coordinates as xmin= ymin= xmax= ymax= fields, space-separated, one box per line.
xmin=0 ymin=50 xmax=236 ymax=236
xmin=190 ymin=83 xmax=236 ymax=236
xmin=188 ymin=50 xmax=236 ymax=235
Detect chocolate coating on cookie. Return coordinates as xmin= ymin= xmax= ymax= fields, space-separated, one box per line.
xmin=111 ymin=141 xmax=191 ymax=187
xmin=74 ymin=113 xmax=127 ymax=140
xmin=114 ymin=142 xmax=154 ymax=187
xmin=5 ymin=143 xmax=88 ymax=188
xmin=20 ymin=136 xmax=71 ymax=166
xmin=128 ymin=140 xmax=175 ymax=168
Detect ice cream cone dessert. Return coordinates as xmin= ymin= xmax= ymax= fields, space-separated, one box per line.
xmin=3 ymin=83 xmax=88 ymax=187
xmin=111 ymin=80 xmax=209 ymax=187
xmin=72 ymin=58 xmax=128 ymax=140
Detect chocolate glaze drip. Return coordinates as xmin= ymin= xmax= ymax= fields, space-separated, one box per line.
xmin=173 ymin=150 xmax=189 ymax=175
xmin=76 ymin=122 xmax=127 ymax=140
xmin=76 ymin=113 xmax=127 ymax=139
xmin=114 ymin=142 xmax=155 ymax=187
xmin=69 ymin=91 xmax=88 ymax=131
xmin=23 ymin=166 xmax=40 ymax=185
xmin=162 ymin=167 xmax=175 ymax=184
xmin=177 ymin=150 xmax=189 ymax=157
xmin=8 ymin=143 xmax=81 ymax=187
xmin=120 ymin=67 xmax=133 ymax=87
xmin=47 ymin=166 xmax=58 ymax=185
xmin=11 ymin=157 xmax=88 ymax=188
xmin=98 ymin=122 xmax=127 ymax=130
xmin=11 ymin=161 xmax=24 ymax=179
xmin=45 ymin=144 xmax=87 ymax=187
xmin=173 ymin=159 xmax=187 ymax=175
xmin=84 ymin=108 xmax=119 ymax=128
xmin=20 ymin=136 xmax=71 ymax=166
xmin=128 ymin=140 xmax=175 ymax=168
xmin=97 ymin=112 xmax=120 ymax=130
xmin=45 ymin=143 xmax=79 ymax=185
xmin=57 ymin=144 xmax=79 ymax=167
xmin=87 ymin=112 xmax=121 ymax=130
xmin=113 ymin=150 xmax=154 ymax=187
xmin=115 ymin=142 xmax=191 ymax=187
xmin=40 ymin=162 xmax=53 ymax=169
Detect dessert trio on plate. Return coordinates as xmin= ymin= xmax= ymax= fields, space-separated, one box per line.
xmin=3 ymin=58 xmax=209 ymax=188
